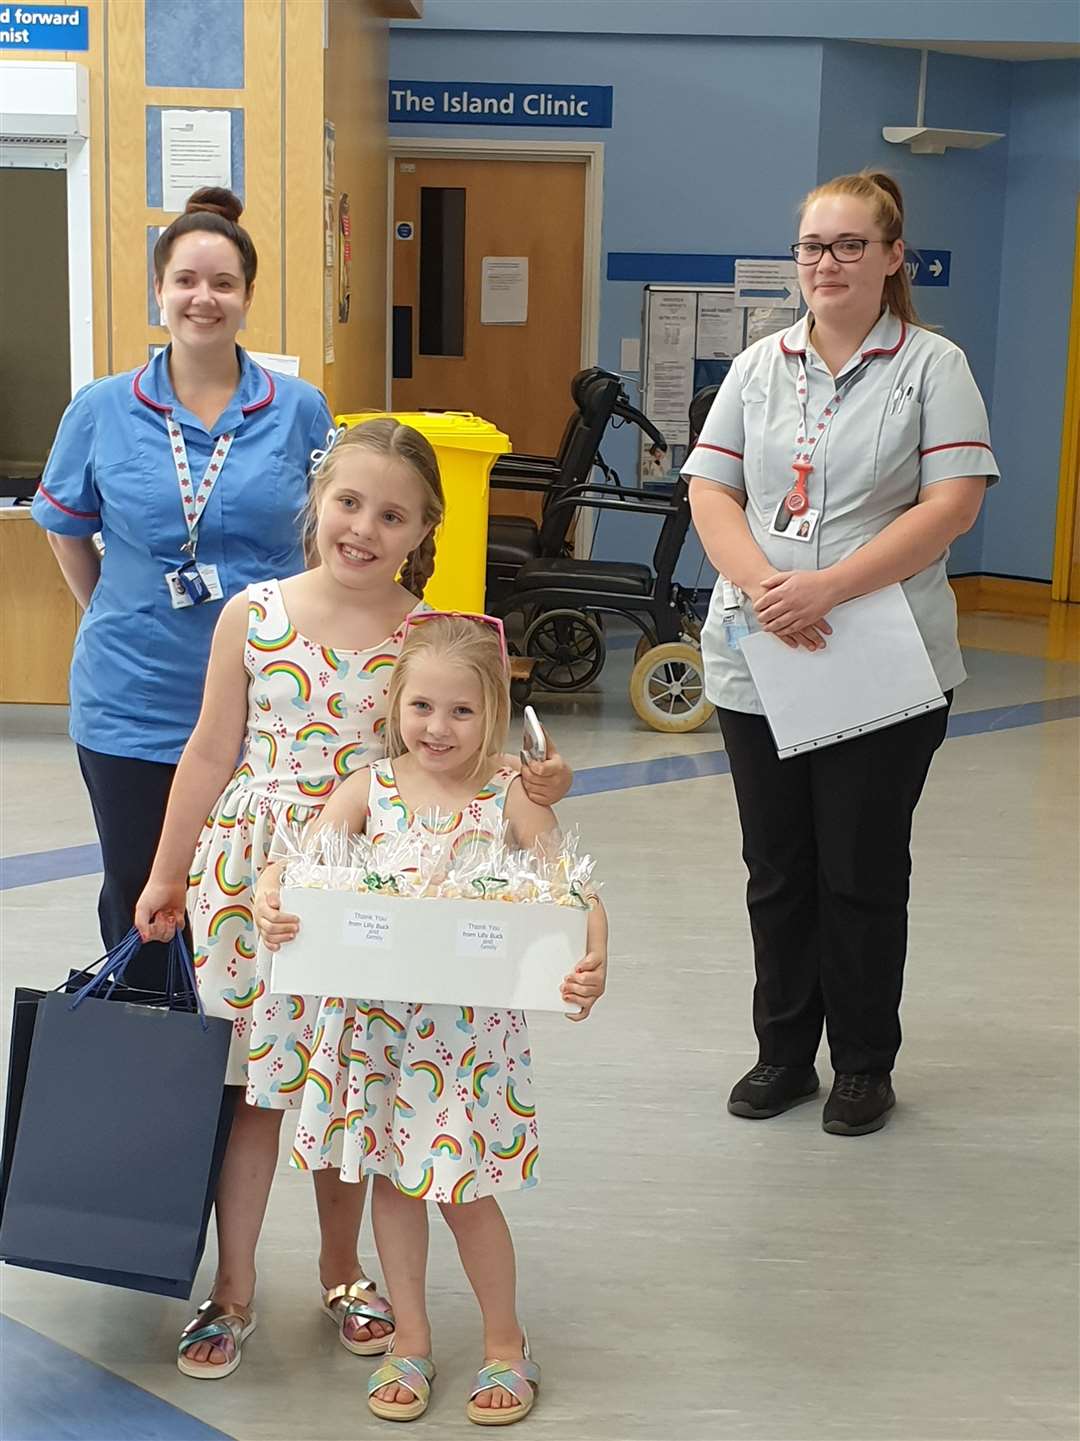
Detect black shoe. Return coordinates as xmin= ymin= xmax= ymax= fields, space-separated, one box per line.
xmin=822 ymin=1073 xmax=896 ymax=1135
xmin=727 ymin=1063 xmax=820 ymax=1119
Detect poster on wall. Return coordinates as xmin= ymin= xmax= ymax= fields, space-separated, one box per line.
xmin=745 ymin=306 xmax=796 ymax=345
xmin=161 ymin=110 xmax=231 ymax=212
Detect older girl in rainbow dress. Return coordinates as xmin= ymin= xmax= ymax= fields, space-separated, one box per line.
xmin=136 ymin=424 xmax=571 ymax=1379
xmin=255 ymin=615 xmax=609 ymax=1425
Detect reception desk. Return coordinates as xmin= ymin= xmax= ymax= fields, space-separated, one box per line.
xmin=0 ymin=508 xmax=79 ymax=705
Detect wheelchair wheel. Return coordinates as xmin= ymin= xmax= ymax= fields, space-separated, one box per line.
xmin=524 ymin=609 xmax=605 ymax=692
xmin=630 ymin=642 xmax=715 ymax=732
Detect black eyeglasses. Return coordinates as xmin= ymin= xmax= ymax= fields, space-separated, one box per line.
xmin=791 ymin=239 xmax=890 ymax=265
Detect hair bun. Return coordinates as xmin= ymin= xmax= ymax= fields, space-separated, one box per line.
xmin=868 ymin=171 xmax=905 ymax=224
xmin=185 ymin=187 xmax=243 ymax=223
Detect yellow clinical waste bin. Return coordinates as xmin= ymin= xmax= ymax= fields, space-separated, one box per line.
xmin=334 ymin=410 xmax=510 ymax=613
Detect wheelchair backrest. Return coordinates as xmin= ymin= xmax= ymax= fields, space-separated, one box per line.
xmin=651 ymin=475 xmax=693 ymax=580
xmin=536 ymin=373 xmax=623 ymax=549
xmin=688 ymin=385 xmax=720 ymax=453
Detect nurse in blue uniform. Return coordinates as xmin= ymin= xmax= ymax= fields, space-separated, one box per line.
xmin=33 ymin=187 xmax=331 ymax=990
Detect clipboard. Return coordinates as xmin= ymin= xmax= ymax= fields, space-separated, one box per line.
xmin=739 ymin=584 xmax=947 ymax=759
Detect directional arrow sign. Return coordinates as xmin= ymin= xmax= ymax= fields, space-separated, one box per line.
xmin=734 ymin=258 xmax=800 ymax=308
xmin=904 ymin=248 xmax=951 ymax=287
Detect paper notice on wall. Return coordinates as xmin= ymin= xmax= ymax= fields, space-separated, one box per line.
xmin=733 ymin=258 xmax=799 ymax=309
xmin=161 ymin=110 xmax=231 ymax=213
xmin=644 ymin=290 xmax=696 ymax=446
xmin=481 ymin=257 xmax=529 ymax=324
xmin=695 ymin=292 xmax=741 ymax=359
xmin=745 ymin=306 xmax=796 ymax=346
xmin=324 ymin=271 xmax=335 ymax=364
xmin=247 ymin=351 xmax=300 ymax=377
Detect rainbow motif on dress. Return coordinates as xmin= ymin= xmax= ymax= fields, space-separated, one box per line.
xmin=384 ymin=1043 xmax=401 ymax=1071
xmin=416 ymin=1017 xmax=435 ymax=1041
xmin=209 ymin=904 xmax=252 ymax=940
xmin=456 ymin=1044 xmax=477 ymax=1078
xmin=363 ymin=1072 xmax=390 ymax=1111
xmin=223 ymin=978 xmax=264 ymax=1010
xmin=406 ymin=1059 xmax=444 ymax=1101
xmin=320 ymin=647 xmax=348 ymax=676
xmin=506 ymin=1080 xmax=535 ymax=1118
xmin=450 ymin=829 xmax=495 ymax=863
xmin=321 ymin=1117 xmax=346 ymax=1154
xmin=233 ymin=763 xmax=255 ymax=784
xmin=337 ymin=1017 xmax=355 ymax=1069
xmin=213 ymin=851 xmax=248 ymax=898
xmin=521 ymin=1146 xmax=539 ymax=1184
xmin=249 ymin=621 xmax=298 ymax=653
xmin=395 ymin=1159 xmax=434 ymax=1199
xmin=187 ymin=868 xmax=204 ymax=889
xmin=456 ymin=1007 xmax=475 ymax=1033
xmin=248 ymin=600 xmax=268 ymax=625
xmin=286 ymin=995 xmax=305 ymax=1020
xmin=306 ymin=1068 xmax=335 ymax=1113
xmin=290 ymin=1146 xmax=309 ymax=1171
xmin=235 ymin=935 xmax=256 ymax=961
xmin=472 ymin=1062 xmax=499 ymax=1107
xmin=471 ymin=1131 xmax=487 ymax=1162
xmin=255 ymin=695 xmax=272 ymax=713
xmin=273 ymin=1036 xmax=311 ymax=1095
xmin=346 ymin=1107 xmax=365 ymax=1132
xmin=420 ymin=810 xmax=463 ymax=836
xmin=490 ymin=1124 xmax=527 ymax=1160
xmin=248 ymin=1036 xmax=276 ymax=1064
xmin=262 ymin=660 xmax=312 ymax=704
xmin=362 ymin=653 xmax=397 ymax=675
xmin=250 ymin=730 xmax=278 ymax=769
xmin=431 ymin=1133 xmax=463 ymax=1158
xmin=450 ymin=1171 xmax=477 ymax=1205
xmin=193 ymin=948 xmax=209 ymax=970
xmin=333 ymin=743 xmax=365 ymax=777
xmin=327 ymin=692 xmax=348 ymax=719
xmin=373 ymin=717 xmax=387 ymax=741
xmin=322 ymin=996 xmax=346 ymax=1012
xmin=293 ymin=721 xmax=339 ymax=750
xmin=366 ymin=1007 xmax=405 ymax=1035
xmin=474 ymin=782 xmax=499 ymax=802
xmin=297 ymin=774 xmax=335 ymax=799
xmin=374 ymin=765 xmax=397 ymax=790
xmin=362 ymin=1126 xmax=377 ymax=1157
xmin=393 ymin=1094 xmax=416 ymax=1118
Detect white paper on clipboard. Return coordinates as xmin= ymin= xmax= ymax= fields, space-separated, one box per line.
xmin=739 ymin=584 xmax=946 ymax=758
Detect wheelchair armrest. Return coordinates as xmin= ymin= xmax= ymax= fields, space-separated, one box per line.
xmin=488 ymin=475 xmax=561 ymax=495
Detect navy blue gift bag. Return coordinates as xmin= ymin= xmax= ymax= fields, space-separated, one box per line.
xmin=0 ymin=928 xmax=233 ymax=1297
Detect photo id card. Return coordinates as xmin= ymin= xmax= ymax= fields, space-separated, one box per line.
xmin=769 ymin=506 xmax=820 ymax=542
xmin=165 ymin=562 xmax=223 ymax=608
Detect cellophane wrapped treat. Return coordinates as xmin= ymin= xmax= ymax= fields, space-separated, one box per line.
xmin=271 ymin=815 xmax=597 ymax=910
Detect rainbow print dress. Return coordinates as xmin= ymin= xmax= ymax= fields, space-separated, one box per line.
xmin=292 ymin=760 xmax=539 ymax=1202
xmin=190 ymin=580 xmax=423 ymax=1105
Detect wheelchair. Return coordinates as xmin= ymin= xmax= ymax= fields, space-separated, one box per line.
xmin=494 ymin=384 xmax=720 ymax=734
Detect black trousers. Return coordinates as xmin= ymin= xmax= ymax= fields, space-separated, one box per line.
xmin=76 ymin=745 xmax=185 ymax=993
xmin=717 ymin=698 xmax=951 ymax=1075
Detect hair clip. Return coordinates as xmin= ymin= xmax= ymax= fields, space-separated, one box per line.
xmin=309 ymin=424 xmax=348 ymax=475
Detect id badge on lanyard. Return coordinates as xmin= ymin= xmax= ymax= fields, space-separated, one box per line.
xmin=164 ymin=418 xmax=233 ymax=608
xmin=769 ymin=353 xmax=869 ymax=542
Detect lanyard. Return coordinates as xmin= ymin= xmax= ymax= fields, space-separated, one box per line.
xmin=166 ymin=417 xmax=235 ymax=558
xmin=784 ymin=352 xmax=872 ymax=516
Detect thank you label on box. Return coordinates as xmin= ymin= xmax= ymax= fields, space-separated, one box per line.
xmin=456 ymin=918 xmax=508 ymax=959
xmin=343 ymin=908 xmax=394 ymax=949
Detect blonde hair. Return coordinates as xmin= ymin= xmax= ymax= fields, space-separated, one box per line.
xmin=303 ymin=418 xmax=445 ymax=594
xmin=799 ymin=170 xmax=920 ymax=326
xmin=385 ymin=616 xmax=511 ymax=778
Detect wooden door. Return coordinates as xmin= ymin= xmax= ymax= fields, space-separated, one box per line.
xmin=391 ymin=156 xmax=586 ymax=519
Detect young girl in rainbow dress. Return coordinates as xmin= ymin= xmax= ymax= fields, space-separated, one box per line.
xmin=135 ymin=422 xmax=570 ymax=1380
xmin=254 ymin=614 xmax=608 ymax=1426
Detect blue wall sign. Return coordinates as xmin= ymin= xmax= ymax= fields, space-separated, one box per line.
xmin=0 ymin=4 xmax=88 ymax=50
xmin=390 ymin=81 xmax=613 ymax=129
xmin=905 ymin=248 xmax=951 ymax=287
xmin=395 ymin=221 xmax=414 ymax=241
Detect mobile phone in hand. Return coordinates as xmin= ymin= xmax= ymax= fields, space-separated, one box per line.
xmin=521 ymin=705 xmax=547 ymax=765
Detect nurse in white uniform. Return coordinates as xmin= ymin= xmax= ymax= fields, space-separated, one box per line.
xmin=686 ymin=171 xmax=999 ymax=1135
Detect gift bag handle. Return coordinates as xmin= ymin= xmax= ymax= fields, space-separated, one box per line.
xmin=67 ymin=927 xmax=210 ymax=1031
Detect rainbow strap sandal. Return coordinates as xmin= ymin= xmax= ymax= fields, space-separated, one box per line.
xmin=466 ymin=1336 xmax=540 ymax=1427
xmin=368 ymin=1353 xmax=437 ymax=1422
xmin=177 ymin=1298 xmax=256 ymax=1380
xmin=322 ymin=1278 xmax=396 ymax=1356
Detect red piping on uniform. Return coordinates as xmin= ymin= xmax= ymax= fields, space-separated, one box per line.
xmin=779 ymin=333 xmax=805 ymax=356
xmin=242 ymin=366 xmax=275 ymax=414
xmin=37 ymin=482 xmax=100 ymax=521
xmin=132 ymin=363 xmax=172 ymax=413
xmin=780 ymin=320 xmax=908 ymax=359
xmin=920 ymin=441 xmax=993 ymax=457
xmin=695 ymin=443 xmax=744 ymax=460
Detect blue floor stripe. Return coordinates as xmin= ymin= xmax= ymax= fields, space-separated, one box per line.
xmin=0 ymin=1316 xmax=234 ymax=1441
xmin=1 ymin=695 xmax=1076 ymax=892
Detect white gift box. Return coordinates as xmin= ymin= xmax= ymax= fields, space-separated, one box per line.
xmin=265 ymin=886 xmax=589 ymax=1013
